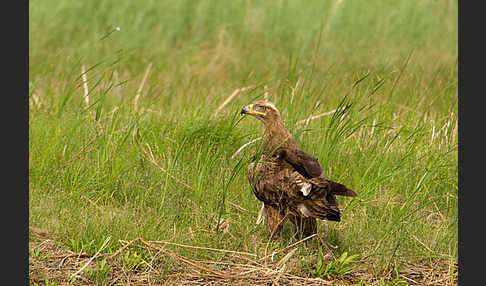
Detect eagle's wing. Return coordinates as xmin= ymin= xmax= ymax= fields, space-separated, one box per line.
xmin=279 ymin=148 xmax=324 ymax=179
xmin=284 ymin=167 xmax=342 ymax=221
xmin=280 ymin=148 xmax=357 ymax=198
xmin=248 ymin=154 xmax=356 ymax=227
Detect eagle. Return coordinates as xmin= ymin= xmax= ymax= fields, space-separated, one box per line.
xmin=240 ymin=100 xmax=357 ymax=240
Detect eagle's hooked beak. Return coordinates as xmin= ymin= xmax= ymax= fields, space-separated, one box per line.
xmin=241 ymin=104 xmax=265 ymax=116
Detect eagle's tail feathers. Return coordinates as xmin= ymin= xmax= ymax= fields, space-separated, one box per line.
xmin=305 ymin=202 xmax=341 ymax=222
xmin=326 ymin=211 xmax=341 ymax=222
xmin=329 ymin=181 xmax=358 ymax=197
xmin=326 ymin=205 xmax=341 ymax=221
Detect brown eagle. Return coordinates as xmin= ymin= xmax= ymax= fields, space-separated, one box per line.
xmin=241 ymin=100 xmax=357 ymax=240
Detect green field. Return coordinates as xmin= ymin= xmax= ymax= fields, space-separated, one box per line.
xmin=29 ymin=0 xmax=457 ymax=284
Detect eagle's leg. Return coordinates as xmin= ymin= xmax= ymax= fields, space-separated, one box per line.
xmin=289 ymin=216 xmax=317 ymax=239
xmin=264 ymin=205 xmax=286 ymax=240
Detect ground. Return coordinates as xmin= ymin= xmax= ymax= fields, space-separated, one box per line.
xmin=29 ymin=226 xmax=457 ymax=286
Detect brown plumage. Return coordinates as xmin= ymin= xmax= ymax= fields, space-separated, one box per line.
xmin=241 ymin=100 xmax=357 ymax=240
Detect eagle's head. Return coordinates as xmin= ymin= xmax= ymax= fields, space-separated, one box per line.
xmin=240 ymin=100 xmax=281 ymax=125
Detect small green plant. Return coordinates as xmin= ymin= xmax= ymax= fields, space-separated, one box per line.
xmin=120 ymin=250 xmax=144 ymax=271
xmin=67 ymin=270 xmax=76 ymax=284
xmin=30 ymin=246 xmax=48 ymax=261
xmin=69 ymin=237 xmax=94 ymax=254
xmin=356 ymin=278 xmax=370 ymax=286
xmin=315 ymin=248 xmax=359 ymax=279
xmin=373 ymin=278 xmax=409 ymax=286
xmin=84 ymin=259 xmax=112 ymax=285
xmin=389 ymin=278 xmax=408 ymax=286
xmin=34 ymin=274 xmax=58 ymax=286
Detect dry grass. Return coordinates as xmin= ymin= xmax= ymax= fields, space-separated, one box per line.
xmin=29 ymin=227 xmax=457 ymax=285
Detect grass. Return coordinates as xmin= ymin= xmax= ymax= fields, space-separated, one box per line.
xmin=83 ymin=259 xmax=112 ymax=285
xmin=29 ymin=0 xmax=457 ymax=284
xmin=315 ymin=250 xmax=360 ymax=279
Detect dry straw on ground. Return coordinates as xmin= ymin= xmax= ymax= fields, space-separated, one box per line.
xmin=29 ymin=227 xmax=457 ymax=286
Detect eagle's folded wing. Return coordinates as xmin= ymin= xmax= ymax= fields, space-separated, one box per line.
xmin=279 ymin=149 xmax=324 ymax=179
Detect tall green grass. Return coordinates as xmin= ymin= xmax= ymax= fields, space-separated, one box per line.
xmin=29 ymin=0 xmax=457 ymax=278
